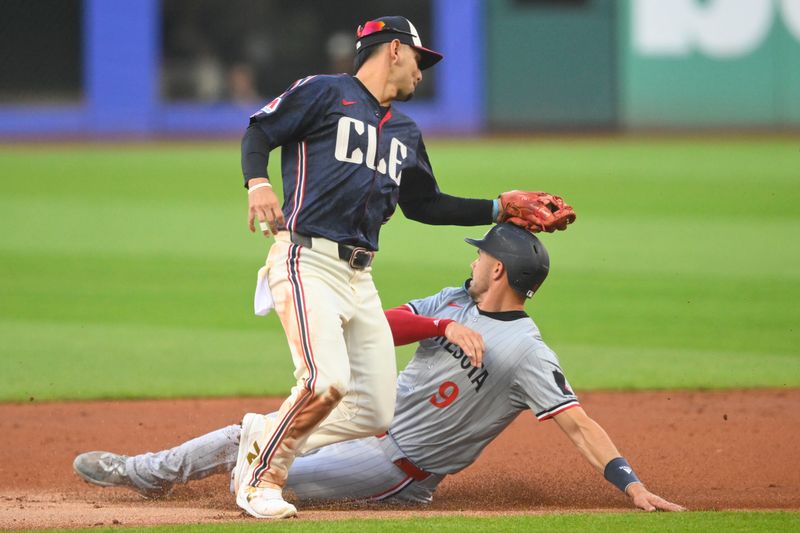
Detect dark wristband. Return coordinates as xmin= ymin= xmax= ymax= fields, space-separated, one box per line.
xmin=604 ymin=457 xmax=640 ymax=493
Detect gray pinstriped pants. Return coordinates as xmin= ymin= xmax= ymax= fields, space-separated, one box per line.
xmin=126 ymin=424 xmax=442 ymax=503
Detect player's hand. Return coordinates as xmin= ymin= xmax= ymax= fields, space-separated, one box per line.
xmin=247 ymin=178 xmax=285 ymax=236
xmin=626 ymin=483 xmax=686 ymax=512
xmin=444 ymin=322 xmax=485 ymax=367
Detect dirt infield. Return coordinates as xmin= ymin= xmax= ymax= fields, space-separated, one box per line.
xmin=1 ymin=390 xmax=798 ymax=530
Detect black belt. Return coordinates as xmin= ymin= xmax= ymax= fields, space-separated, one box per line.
xmin=289 ymin=232 xmax=375 ymax=270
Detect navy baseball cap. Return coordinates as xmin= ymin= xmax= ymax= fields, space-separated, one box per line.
xmin=356 ymin=16 xmax=443 ymax=70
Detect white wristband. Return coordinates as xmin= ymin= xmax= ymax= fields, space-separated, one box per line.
xmin=248 ymin=182 xmax=272 ymax=193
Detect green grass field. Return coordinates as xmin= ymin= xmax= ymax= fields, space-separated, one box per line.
xmin=26 ymin=511 xmax=800 ymax=533
xmin=1 ymin=137 xmax=799 ymax=401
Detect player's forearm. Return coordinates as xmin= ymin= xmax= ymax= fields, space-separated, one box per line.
xmin=241 ymin=125 xmax=271 ymax=188
xmin=555 ymin=409 xmax=620 ymax=473
xmin=571 ymin=418 xmax=621 ymax=473
xmin=400 ymin=193 xmax=494 ymax=225
xmin=555 ymin=409 xmax=651 ymax=498
xmin=397 ymin=169 xmax=494 ymax=225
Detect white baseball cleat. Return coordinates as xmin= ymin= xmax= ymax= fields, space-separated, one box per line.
xmin=232 ymin=412 xmax=270 ymax=494
xmin=236 ymin=485 xmax=297 ymax=519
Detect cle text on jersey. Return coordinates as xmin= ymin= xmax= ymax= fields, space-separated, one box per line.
xmin=334 ymin=116 xmax=408 ymax=185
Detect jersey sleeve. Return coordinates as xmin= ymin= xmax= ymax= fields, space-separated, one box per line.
xmin=510 ymin=341 xmax=580 ymax=421
xmin=248 ymin=75 xmax=337 ymax=151
xmin=406 ymin=286 xmax=467 ymax=317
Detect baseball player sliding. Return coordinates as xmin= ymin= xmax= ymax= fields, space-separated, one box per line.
xmin=74 ymin=225 xmax=683 ymax=513
xmin=235 ymin=14 xmax=576 ymax=518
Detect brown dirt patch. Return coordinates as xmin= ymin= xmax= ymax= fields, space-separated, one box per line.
xmin=1 ymin=390 xmax=798 ymax=530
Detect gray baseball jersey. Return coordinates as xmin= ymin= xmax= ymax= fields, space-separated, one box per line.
xmin=390 ymin=284 xmax=579 ymax=475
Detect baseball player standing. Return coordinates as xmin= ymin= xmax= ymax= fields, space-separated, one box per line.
xmin=236 ymin=14 xmax=576 ymax=519
xmin=74 ymin=225 xmax=681 ymax=512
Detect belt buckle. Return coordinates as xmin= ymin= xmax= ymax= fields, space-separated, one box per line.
xmin=348 ymin=247 xmax=374 ymax=270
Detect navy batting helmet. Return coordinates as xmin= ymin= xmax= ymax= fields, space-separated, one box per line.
xmin=465 ymin=223 xmax=550 ymax=298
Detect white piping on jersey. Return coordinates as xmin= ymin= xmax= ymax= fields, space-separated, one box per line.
xmin=283 ymin=76 xmax=315 ymax=230
xmin=252 ymin=75 xmax=318 ymax=117
xmin=535 ymin=399 xmax=580 ymax=421
xmin=290 ymin=75 xmax=318 ymax=90
xmin=287 ymin=141 xmax=307 ymax=231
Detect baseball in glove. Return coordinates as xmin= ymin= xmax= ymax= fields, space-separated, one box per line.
xmin=497 ymin=190 xmax=576 ymax=233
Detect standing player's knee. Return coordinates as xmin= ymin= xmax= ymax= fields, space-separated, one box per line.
xmin=374 ymin=402 xmax=394 ymax=432
xmin=289 ymin=385 xmax=347 ymax=439
xmin=367 ymin=389 xmax=395 ymax=433
xmin=306 ymin=383 xmax=347 ymax=420
xmin=312 ymin=380 xmax=348 ymax=400
xmin=370 ymin=417 xmax=391 ymax=435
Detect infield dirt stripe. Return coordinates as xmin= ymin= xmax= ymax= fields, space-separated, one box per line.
xmin=1 ymin=390 xmax=798 ymax=529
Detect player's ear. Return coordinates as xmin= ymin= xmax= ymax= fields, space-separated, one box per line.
xmin=389 ymin=39 xmax=402 ymax=63
xmin=491 ymin=261 xmax=505 ymax=282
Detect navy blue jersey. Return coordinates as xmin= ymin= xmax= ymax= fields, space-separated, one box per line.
xmin=245 ymin=74 xmax=492 ymax=251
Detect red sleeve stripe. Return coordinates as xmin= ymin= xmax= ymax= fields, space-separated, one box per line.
xmin=536 ymin=400 xmax=581 ymax=421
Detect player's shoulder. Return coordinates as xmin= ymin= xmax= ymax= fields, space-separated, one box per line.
xmin=506 ymin=319 xmax=555 ymax=359
xmin=251 ymin=75 xmax=342 ymax=119
xmin=407 ymin=285 xmax=469 ymax=314
xmin=285 ymin=74 xmax=347 ymax=94
xmin=433 ymin=285 xmax=472 ymax=308
xmin=441 ymin=284 xmax=471 ymax=301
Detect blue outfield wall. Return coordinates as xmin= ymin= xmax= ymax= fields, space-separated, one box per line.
xmin=0 ymin=0 xmax=483 ymax=138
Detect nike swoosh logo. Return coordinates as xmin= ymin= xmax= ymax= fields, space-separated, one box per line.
xmin=342 ymin=99 xmax=357 ymax=106
xmin=447 ymin=303 xmax=463 ymax=308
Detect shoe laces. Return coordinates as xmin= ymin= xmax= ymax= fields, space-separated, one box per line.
xmin=98 ymin=453 xmax=127 ymax=475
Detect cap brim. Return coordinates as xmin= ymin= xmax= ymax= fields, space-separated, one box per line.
xmin=413 ymin=46 xmax=443 ymax=70
xmin=464 ymin=237 xmax=483 ymax=248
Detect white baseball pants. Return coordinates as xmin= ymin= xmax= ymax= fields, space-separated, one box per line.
xmin=243 ymin=232 xmax=397 ymax=489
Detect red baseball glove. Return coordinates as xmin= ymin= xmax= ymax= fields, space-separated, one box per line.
xmin=497 ymin=191 xmax=576 ymax=233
